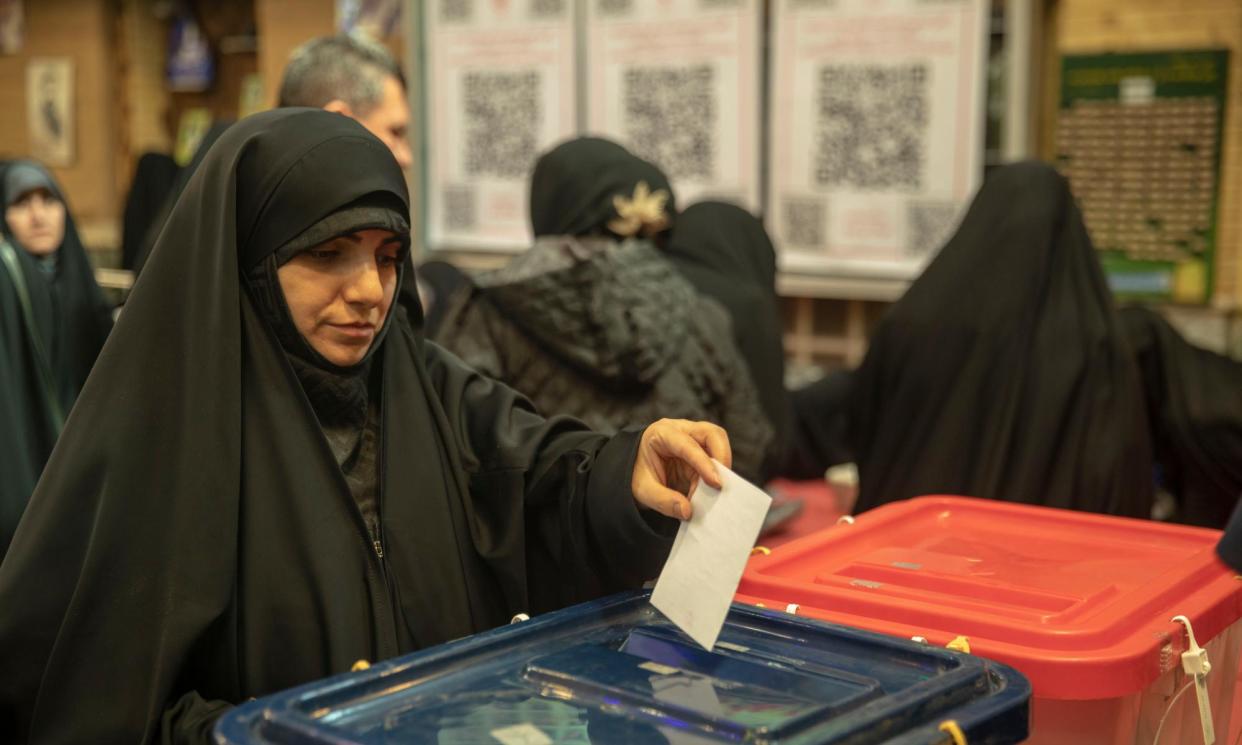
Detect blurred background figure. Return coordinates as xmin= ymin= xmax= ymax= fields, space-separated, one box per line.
xmin=0 ymin=160 xmax=112 ymax=557
xmin=433 ymin=137 xmax=776 ymax=483
xmin=1121 ymin=305 xmax=1242 ymax=527
xmin=662 ymin=201 xmax=791 ymax=479
xmin=847 ymin=162 xmax=1155 ymax=518
xmin=130 ymin=120 xmax=233 ymax=277
xmin=120 ymin=152 xmax=179 ymax=272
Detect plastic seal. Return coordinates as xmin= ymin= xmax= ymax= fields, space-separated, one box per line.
xmin=510 ymin=613 xmax=531 ymax=624
xmin=1171 ymin=615 xmax=1215 ymax=744
xmin=938 ymin=719 xmax=967 ymax=745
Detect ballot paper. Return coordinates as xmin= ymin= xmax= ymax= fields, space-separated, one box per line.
xmin=650 ymin=461 xmax=772 ymax=650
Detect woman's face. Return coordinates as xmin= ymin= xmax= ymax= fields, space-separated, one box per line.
xmin=277 ymin=229 xmax=403 ymax=367
xmin=6 ymin=187 xmax=66 ymax=256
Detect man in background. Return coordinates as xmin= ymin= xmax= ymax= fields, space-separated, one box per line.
xmin=278 ymin=33 xmax=412 ymax=170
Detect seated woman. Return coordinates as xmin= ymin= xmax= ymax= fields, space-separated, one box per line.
xmin=0 ymin=160 xmax=113 ymax=557
xmin=0 ymin=110 xmax=729 ymax=744
xmin=849 ymin=162 xmax=1154 ymax=517
xmin=434 ymin=137 xmax=774 ymax=482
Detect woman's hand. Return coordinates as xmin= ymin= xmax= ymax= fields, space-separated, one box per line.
xmin=631 ymin=419 xmax=732 ymax=520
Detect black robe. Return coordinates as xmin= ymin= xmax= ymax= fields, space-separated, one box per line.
xmin=849 ymin=162 xmax=1154 ymax=517
xmin=1121 ymin=305 xmax=1242 ymax=527
xmin=0 ymin=240 xmax=63 ymax=558
xmin=132 ymin=121 xmax=233 ymax=276
xmin=0 ymin=109 xmax=675 ymax=745
xmin=663 ymin=201 xmax=790 ymax=479
xmin=0 ymin=161 xmax=112 ymax=557
xmin=121 ymin=152 xmax=179 ymax=270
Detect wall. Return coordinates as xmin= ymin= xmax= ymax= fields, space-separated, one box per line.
xmin=0 ymin=0 xmax=118 ymax=235
xmin=254 ymin=0 xmax=334 ymax=107
xmin=1044 ymin=0 xmax=1242 ymax=309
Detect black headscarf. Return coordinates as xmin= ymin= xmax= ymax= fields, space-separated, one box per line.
xmin=0 ymin=109 xmax=673 ymax=744
xmin=1 ymin=160 xmax=113 ymax=397
xmin=664 ymin=201 xmax=790 ymax=475
xmin=529 ymin=136 xmax=677 ymax=239
xmin=849 ymin=161 xmax=1154 ymax=517
xmin=120 ymin=152 xmax=179 ymax=270
xmin=1120 ymin=305 xmax=1242 ymax=527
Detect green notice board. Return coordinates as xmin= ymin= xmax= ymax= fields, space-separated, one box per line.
xmin=1056 ymin=49 xmax=1229 ymax=304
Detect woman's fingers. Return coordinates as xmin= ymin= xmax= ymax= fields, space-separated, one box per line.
xmin=636 ymin=481 xmax=693 ymax=520
xmin=655 ymin=423 xmax=722 ymax=489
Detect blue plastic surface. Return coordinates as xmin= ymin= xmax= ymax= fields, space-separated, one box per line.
xmin=214 ymin=591 xmax=1030 ymax=744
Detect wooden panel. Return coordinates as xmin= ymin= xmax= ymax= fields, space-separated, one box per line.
xmin=0 ymin=0 xmax=118 ymax=226
xmin=254 ymin=0 xmax=336 ymax=108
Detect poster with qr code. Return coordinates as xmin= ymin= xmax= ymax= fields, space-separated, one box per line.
xmin=423 ymin=0 xmax=577 ymax=251
xmin=585 ymin=0 xmax=762 ymax=211
xmin=768 ymin=0 xmax=988 ymax=278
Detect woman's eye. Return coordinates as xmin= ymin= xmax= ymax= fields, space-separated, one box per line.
xmin=308 ymin=249 xmax=338 ymax=261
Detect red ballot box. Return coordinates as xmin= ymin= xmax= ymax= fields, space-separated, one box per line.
xmin=737 ymin=496 xmax=1242 ymax=745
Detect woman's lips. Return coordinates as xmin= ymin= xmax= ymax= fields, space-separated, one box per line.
xmin=327 ymin=322 xmax=375 ymax=340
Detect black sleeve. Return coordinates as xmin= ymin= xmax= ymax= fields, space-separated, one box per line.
xmin=1218 ymin=501 xmax=1242 ymax=572
xmin=424 ymin=342 xmax=676 ymax=612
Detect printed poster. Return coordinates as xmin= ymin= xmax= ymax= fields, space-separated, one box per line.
xmin=1056 ymin=50 xmax=1229 ymax=305
xmin=26 ymin=58 xmax=73 ymax=167
xmin=337 ymin=0 xmax=403 ymax=38
xmin=585 ymin=0 xmax=763 ymax=211
xmin=424 ymin=0 xmax=577 ymax=251
xmin=768 ymin=0 xmax=989 ymax=278
xmin=0 ymin=0 xmax=22 ymax=55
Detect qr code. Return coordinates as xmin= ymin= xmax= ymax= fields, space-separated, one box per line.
xmin=905 ymin=200 xmax=960 ymax=257
xmin=440 ymin=0 xmax=472 ymax=22
xmin=783 ymin=198 xmax=826 ymax=249
xmin=815 ymin=64 xmax=929 ymax=190
xmin=531 ymin=0 xmax=566 ymax=18
xmin=597 ymin=0 xmax=633 ymax=17
xmin=443 ymin=186 xmax=476 ymax=231
xmin=623 ymin=65 xmax=716 ymax=180
xmin=463 ymin=70 xmax=541 ymax=180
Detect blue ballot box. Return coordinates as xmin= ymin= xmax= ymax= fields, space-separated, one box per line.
xmin=214 ymin=591 xmax=1030 ymax=744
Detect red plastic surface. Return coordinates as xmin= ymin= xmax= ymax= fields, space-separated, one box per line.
xmin=737 ymin=496 xmax=1242 ymax=700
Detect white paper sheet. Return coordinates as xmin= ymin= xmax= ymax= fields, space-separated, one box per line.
xmin=650 ymin=461 xmax=771 ymax=651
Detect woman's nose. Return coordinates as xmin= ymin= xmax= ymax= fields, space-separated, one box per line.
xmin=343 ymin=264 xmax=385 ymax=308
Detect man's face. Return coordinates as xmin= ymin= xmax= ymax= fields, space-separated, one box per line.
xmin=354 ymin=75 xmax=411 ymax=170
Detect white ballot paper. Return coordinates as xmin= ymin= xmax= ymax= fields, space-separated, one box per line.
xmin=650 ymin=461 xmax=771 ymax=651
